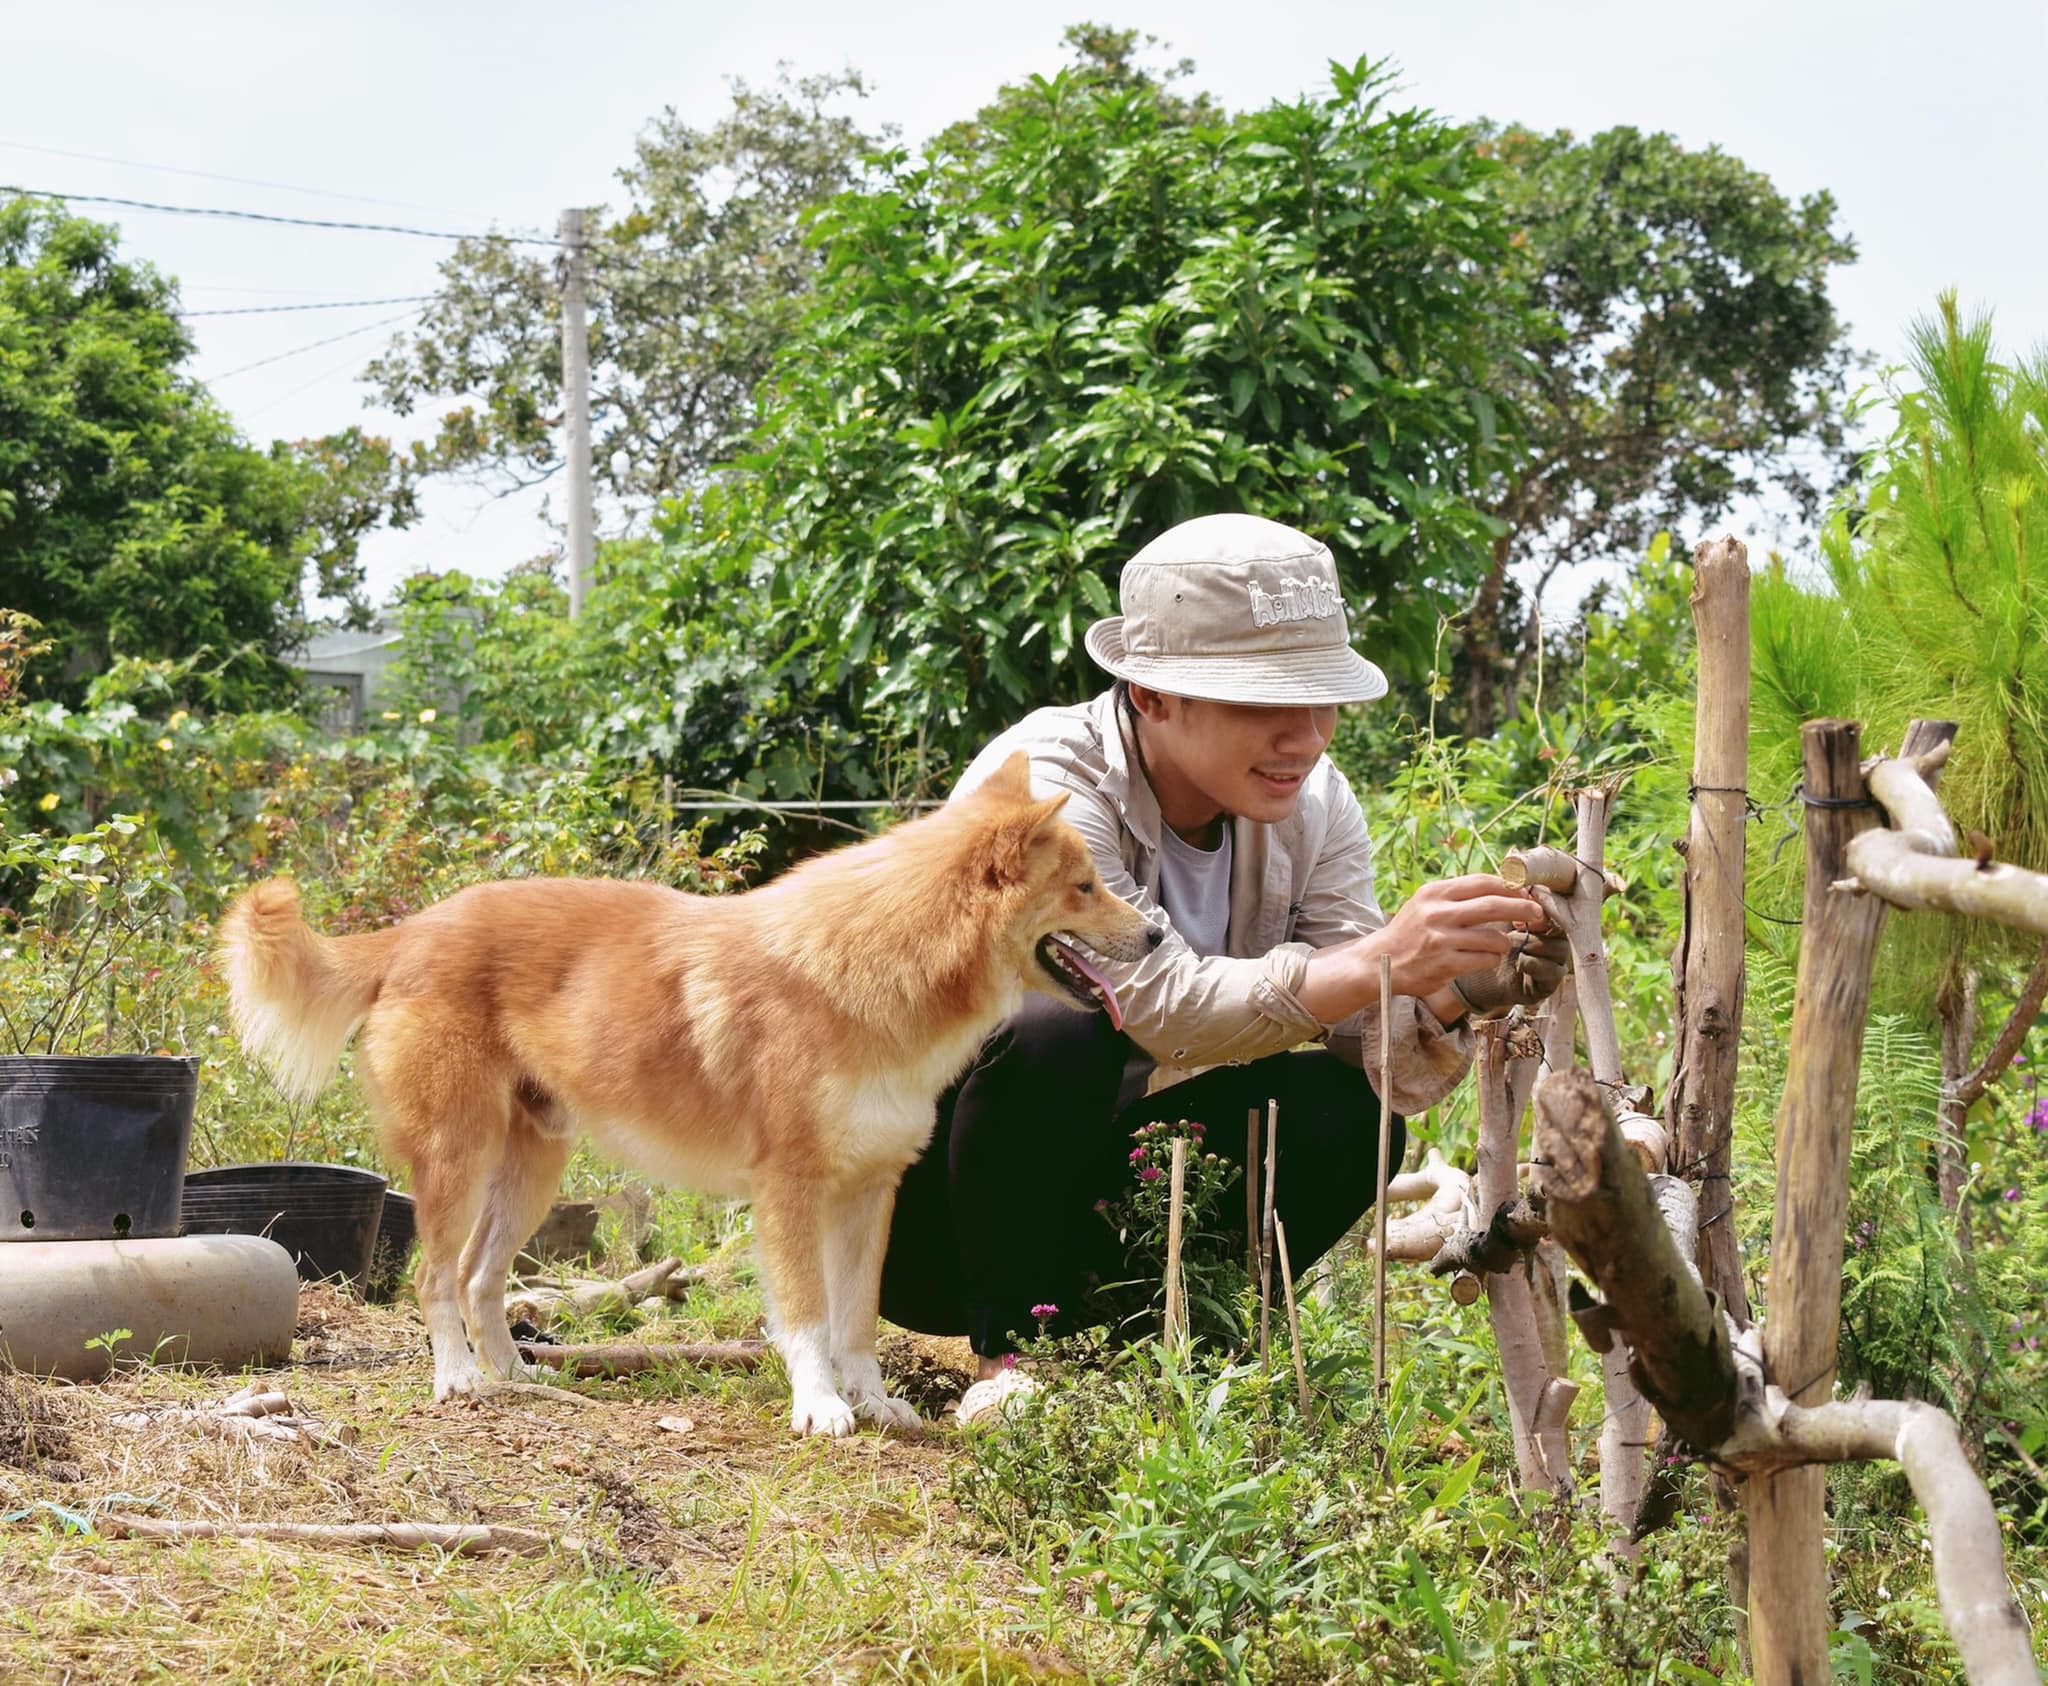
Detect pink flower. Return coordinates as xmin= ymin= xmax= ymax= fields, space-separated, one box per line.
xmin=2003 ymin=1187 xmax=2022 ymax=1201
xmin=1138 ymin=1166 xmax=1163 ymax=1182
xmin=1129 ymin=1146 xmax=1148 ymax=1162
xmin=1002 ymin=1353 xmax=1018 ymax=1369
xmin=1030 ymin=1303 xmax=1058 ymax=1320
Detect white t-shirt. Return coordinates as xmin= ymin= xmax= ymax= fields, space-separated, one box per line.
xmin=1156 ymin=821 xmax=1233 ymax=958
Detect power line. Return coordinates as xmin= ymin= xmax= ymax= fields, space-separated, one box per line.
xmin=0 ymin=139 xmax=477 ymax=219
xmin=1 ymin=184 xmax=556 ymax=247
xmin=181 ymin=294 xmax=435 ymax=318
xmin=203 ymin=308 xmax=426 ymax=381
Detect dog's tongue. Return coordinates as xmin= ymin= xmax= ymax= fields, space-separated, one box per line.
xmin=1051 ymin=936 xmax=1124 ymax=1032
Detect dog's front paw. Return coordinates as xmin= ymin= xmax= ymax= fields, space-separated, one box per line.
xmin=790 ymin=1390 xmax=859 ymax=1438
xmin=835 ymin=1356 xmax=918 ymax=1431
xmin=432 ymin=1365 xmax=491 ymax=1403
xmin=853 ymin=1390 xmax=921 ymax=1432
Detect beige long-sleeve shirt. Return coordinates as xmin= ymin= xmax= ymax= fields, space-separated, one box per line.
xmin=953 ymin=691 xmax=1475 ymax=1115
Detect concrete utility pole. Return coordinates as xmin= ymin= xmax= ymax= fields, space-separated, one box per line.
xmin=558 ymin=207 xmax=594 ymax=619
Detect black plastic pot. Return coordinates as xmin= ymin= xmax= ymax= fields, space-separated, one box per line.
xmin=1 ymin=1055 xmax=199 ymax=1241
xmin=366 ymin=1190 xmax=416 ymax=1303
xmin=180 ymin=1163 xmax=388 ymax=1292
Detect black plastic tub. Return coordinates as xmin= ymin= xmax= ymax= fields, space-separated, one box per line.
xmin=1 ymin=1054 xmax=199 ymax=1241
xmin=366 ymin=1190 xmax=417 ymax=1303
xmin=181 ymin=1163 xmax=388 ymax=1292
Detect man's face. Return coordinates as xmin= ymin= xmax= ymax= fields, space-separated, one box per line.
xmin=1133 ymin=688 xmax=1338 ymax=826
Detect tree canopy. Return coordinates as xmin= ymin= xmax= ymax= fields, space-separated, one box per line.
xmin=0 ymin=197 xmax=406 ymax=705
xmin=367 ymin=68 xmax=886 ymax=514
xmin=1455 ymin=123 xmax=1858 ymax=734
xmin=634 ymin=52 xmax=1531 ymax=797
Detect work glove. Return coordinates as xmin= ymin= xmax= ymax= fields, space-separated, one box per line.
xmin=1447 ymin=929 xmax=1571 ymax=1021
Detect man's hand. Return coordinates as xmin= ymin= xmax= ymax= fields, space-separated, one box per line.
xmin=1297 ymin=874 xmax=1555 ymax=1029
xmin=1372 ymin=874 xmax=1547 ymax=1000
xmin=1446 ymin=928 xmax=1571 ymax=1020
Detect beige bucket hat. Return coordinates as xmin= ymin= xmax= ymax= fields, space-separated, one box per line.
xmin=1083 ymin=514 xmax=1388 ymax=706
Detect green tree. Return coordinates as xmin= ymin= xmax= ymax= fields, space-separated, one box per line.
xmin=0 ymin=197 xmax=407 ymax=705
xmin=642 ymin=52 xmax=1529 ymax=799
xmin=367 ymin=68 xmax=885 ymax=511
xmin=1456 ymin=123 xmax=1858 ymax=735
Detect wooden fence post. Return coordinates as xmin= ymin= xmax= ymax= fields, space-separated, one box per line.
xmin=1747 ymin=720 xmax=1911 ymax=1677
xmin=1669 ymin=535 xmax=1753 ymax=1323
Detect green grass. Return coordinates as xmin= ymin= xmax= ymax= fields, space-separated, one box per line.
xmin=2 ymin=1183 xmax=2042 ymax=1684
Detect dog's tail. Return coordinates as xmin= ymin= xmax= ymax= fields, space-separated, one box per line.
xmin=219 ymin=878 xmax=397 ymax=1103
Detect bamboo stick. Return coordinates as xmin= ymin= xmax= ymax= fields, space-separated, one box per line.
xmin=1260 ymin=1099 xmax=1278 ymax=1370
xmin=1163 ymin=1136 xmax=1188 ymax=1351
xmin=1373 ymin=951 xmax=1393 ymax=1397
xmin=1274 ymin=1216 xmax=1312 ymax=1418
xmin=1245 ymin=1106 xmax=1260 ymax=1285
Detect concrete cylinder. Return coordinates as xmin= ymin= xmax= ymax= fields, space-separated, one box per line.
xmin=0 ymin=1234 xmax=298 ymax=1381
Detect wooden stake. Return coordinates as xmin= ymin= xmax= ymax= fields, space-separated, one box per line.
xmin=1475 ymin=1018 xmax=1561 ymax=1491
xmin=1273 ymin=1216 xmax=1312 ymax=1419
xmin=1259 ymin=1099 xmax=1279 ymax=1370
xmin=1162 ymin=1136 xmax=1188 ymax=1351
xmin=1749 ymin=719 xmax=1900 ymax=1683
xmin=1373 ymin=951 xmax=1394 ymax=1397
xmin=1669 ymin=534 xmax=1753 ymax=1325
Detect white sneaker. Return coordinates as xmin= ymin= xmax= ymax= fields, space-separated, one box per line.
xmin=953 ymin=1367 xmax=1042 ymax=1427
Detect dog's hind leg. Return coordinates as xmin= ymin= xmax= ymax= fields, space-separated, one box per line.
xmin=409 ymin=1146 xmax=501 ymax=1402
xmin=456 ymin=1114 xmax=574 ymax=1385
xmin=752 ymin=1174 xmax=856 ymax=1437
xmin=823 ymin=1173 xmax=918 ymax=1431
xmin=367 ymin=1017 xmax=512 ymax=1403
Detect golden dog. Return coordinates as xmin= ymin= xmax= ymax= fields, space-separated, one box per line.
xmin=219 ymin=753 xmax=1153 ymax=1434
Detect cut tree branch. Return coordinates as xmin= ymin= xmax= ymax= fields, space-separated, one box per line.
xmin=1534 ymin=1068 xmax=2040 ymax=1684
xmin=515 ymin=1339 xmax=766 ymax=1376
xmin=85 ymin=1516 xmax=577 ymax=1556
xmin=1957 ymin=939 xmax=2048 ymax=1106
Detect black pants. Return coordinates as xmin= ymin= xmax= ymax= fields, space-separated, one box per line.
xmin=879 ymin=996 xmax=1407 ymax=1357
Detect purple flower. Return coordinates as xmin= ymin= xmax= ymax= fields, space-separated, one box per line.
xmin=1138 ymin=1166 xmax=1163 ymax=1182
xmin=2014 ymin=1052 xmax=2028 ymax=1066
xmin=1093 ymin=1198 xmax=1109 ymax=1214
xmin=1030 ymin=1303 xmax=1059 ymax=1320
xmin=1129 ymin=1146 xmax=1148 ymax=1162
xmin=2003 ymin=1187 xmax=2022 ymax=1201
xmin=1002 ymin=1353 xmax=1018 ymax=1370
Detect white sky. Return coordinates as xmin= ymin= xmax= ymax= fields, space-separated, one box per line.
xmin=7 ymin=0 xmax=2045 ymax=611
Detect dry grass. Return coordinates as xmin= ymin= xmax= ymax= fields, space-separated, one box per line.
xmin=0 ymin=1282 xmax=1117 ymax=1684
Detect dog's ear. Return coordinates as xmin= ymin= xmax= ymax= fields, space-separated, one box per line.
xmin=980 ymin=749 xmax=1035 ymax=804
xmin=987 ymin=792 xmax=1071 ymax=882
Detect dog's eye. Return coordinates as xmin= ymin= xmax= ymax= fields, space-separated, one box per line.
xmin=1076 ymin=882 xmax=1094 ymax=895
